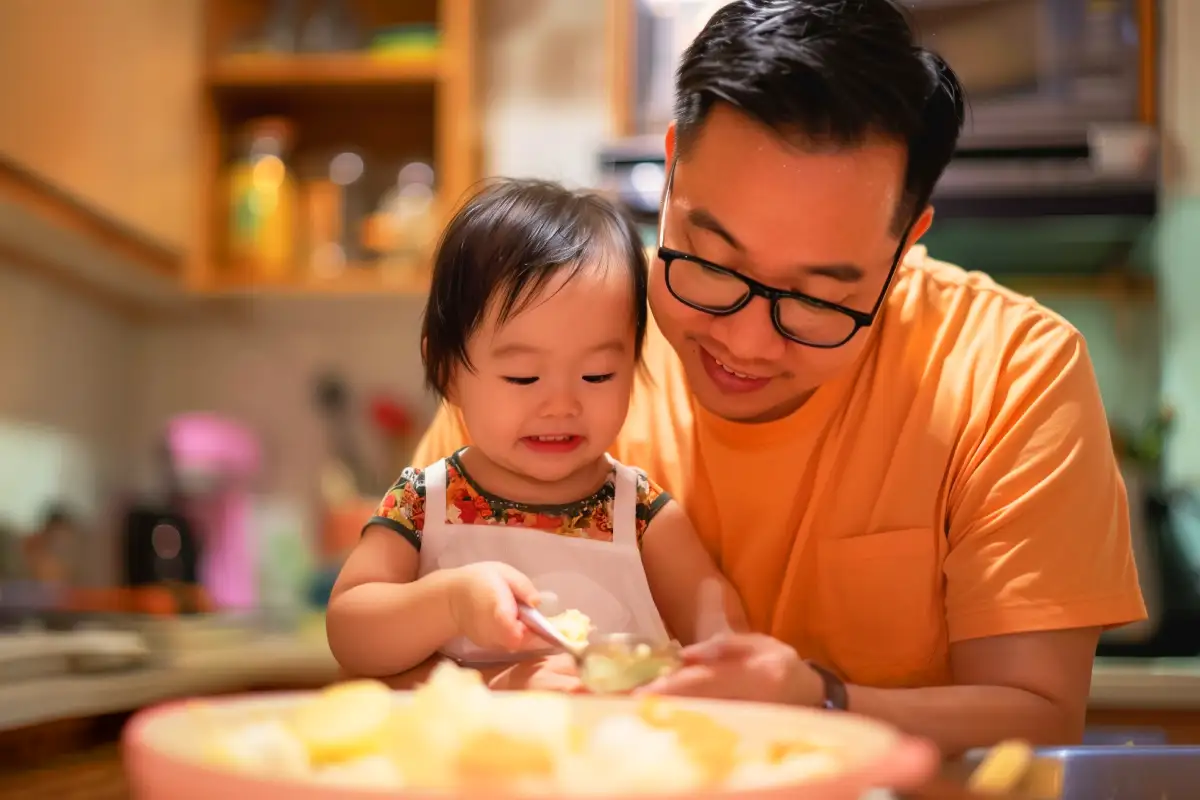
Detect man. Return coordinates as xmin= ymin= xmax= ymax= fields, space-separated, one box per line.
xmin=413 ymin=0 xmax=1145 ymax=755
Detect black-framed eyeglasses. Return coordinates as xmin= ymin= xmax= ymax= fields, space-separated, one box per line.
xmin=656 ymin=159 xmax=912 ymax=349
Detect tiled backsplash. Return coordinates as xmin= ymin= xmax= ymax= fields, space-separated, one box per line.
xmin=127 ymin=296 xmax=434 ymax=504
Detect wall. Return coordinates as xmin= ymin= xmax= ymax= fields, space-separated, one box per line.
xmin=1157 ymin=0 xmax=1200 ymax=485
xmin=481 ymin=0 xmax=610 ymax=187
xmin=129 ymin=296 xmax=431 ymax=504
xmin=0 ymin=262 xmax=137 ymax=582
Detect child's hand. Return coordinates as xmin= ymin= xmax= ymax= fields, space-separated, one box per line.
xmin=447 ymin=562 xmax=541 ymax=650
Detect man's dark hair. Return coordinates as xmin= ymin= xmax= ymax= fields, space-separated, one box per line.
xmin=675 ymin=0 xmax=965 ymax=230
xmin=422 ymin=179 xmax=649 ymax=398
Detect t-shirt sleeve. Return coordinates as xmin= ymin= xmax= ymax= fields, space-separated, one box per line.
xmin=633 ymin=468 xmax=672 ymax=547
xmin=943 ymin=328 xmax=1147 ymax=643
xmin=412 ymin=403 xmax=473 ymax=467
xmin=364 ymin=467 xmax=426 ymax=551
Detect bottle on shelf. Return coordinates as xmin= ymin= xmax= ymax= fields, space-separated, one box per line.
xmin=225 ymin=117 xmax=300 ymax=281
xmin=299 ymin=147 xmax=370 ymax=278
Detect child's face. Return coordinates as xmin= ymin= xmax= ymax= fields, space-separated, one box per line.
xmin=450 ymin=263 xmax=638 ymax=485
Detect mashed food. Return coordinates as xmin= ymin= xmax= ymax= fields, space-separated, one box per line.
xmin=195 ymin=662 xmax=844 ymax=793
xmin=545 ymin=608 xmax=593 ymax=646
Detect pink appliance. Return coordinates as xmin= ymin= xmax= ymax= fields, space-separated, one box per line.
xmin=165 ymin=414 xmax=262 ymax=610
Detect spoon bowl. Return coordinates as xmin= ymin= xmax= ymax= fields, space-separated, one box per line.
xmin=517 ymin=603 xmax=682 ymax=693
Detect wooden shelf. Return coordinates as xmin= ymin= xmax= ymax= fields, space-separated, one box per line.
xmin=195 ymin=265 xmax=430 ymax=297
xmin=207 ymin=53 xmax=441 ymax=88
xmin=191 ymin=0 xmax=479 ymax=296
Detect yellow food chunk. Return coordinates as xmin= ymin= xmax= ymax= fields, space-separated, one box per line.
xmin=202 ymin=719 xmax=311 ymax=778
xmin=290 ymin=679 xmax=395 ymax=763
xmin=638 ymin=697 xmax=740 ymax=783
xmin=766 ymin=739 xmax=823 ymax=764
xmin=547 ymin=608 xmax=592 ymax=645
xmin=313 ymin=755 xmax=404 ymax=789
xmin=968 ymin=739 xmax=1034 ymax=794
xmin=456 ymin=729 xmax=556 ymax=787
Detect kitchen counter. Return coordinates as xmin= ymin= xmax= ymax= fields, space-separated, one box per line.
xmin=0 ymin=633 xmax=339 ymax=732
xmin=1090 ymin=658 xmax=1200 ymax=710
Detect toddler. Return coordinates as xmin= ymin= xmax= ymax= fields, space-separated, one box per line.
xmin=327 ymin=179 xmax=747 ymax=679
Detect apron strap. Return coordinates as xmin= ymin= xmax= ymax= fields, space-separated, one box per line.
xmin=606 ymin=455 xmax=639 ymax=549
xmin=422 ymin=458 xmax=449 ymax=536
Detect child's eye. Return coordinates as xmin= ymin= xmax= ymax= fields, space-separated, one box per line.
xmin=583 ymin=373 xmax=616 ymax=384
xmin=503 ymin=376 xmax=538 ymax=386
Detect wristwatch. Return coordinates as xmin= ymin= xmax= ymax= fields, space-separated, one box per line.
xmin=806 ymin=661 xmax=849 ymax=711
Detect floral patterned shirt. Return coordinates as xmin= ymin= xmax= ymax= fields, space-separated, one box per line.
xmin=366 ymin=450 xmax=671 ymax=552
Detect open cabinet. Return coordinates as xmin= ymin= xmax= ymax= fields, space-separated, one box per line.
xmin=192 ymin=0 xmax=480 ymax=296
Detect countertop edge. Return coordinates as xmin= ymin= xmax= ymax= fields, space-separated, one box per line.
xmin=0 ymin=636 xmax=339 ymax=732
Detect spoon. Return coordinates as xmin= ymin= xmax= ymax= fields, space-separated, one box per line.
xmin=517 ymin=602 xmax=682 ymax=694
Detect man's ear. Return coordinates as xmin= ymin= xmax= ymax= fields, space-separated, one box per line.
xmin=906 ymin=205 xmax=935 ymax=252
xmin=664 ymin=122 xmax=677 ymax=164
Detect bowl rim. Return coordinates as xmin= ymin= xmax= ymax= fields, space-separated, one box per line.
xmin=123 ymin=689 xmax=912 ymax=799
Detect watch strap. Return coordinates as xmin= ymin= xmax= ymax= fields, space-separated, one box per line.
xmin=806 ymin=660 xmax=849 ymax=711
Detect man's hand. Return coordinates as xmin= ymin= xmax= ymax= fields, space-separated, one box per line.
xmin=637 ymin=632 xmax=824 ymax=704
xmin=488 ymin=652 xmax=586 ymax=693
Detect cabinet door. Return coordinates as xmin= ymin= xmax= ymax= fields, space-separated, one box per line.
xmin=0 ymin=0 xmax=202 ymax=250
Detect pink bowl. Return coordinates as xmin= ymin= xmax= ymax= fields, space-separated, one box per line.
xmin=123 ymin=691 xmax=936 ymax=799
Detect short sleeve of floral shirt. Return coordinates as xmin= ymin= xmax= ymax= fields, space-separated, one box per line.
xmin=364 ymin=451 xmax=670 ymax=552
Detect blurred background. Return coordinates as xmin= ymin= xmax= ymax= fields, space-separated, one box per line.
xmin=0 ymin=0 xmax=1197 ymax=794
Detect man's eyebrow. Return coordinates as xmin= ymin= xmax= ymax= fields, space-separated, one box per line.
xmin=806 ymin=263 xmax=865 ymax=283
xmin=686 ymin=208 xmax=866 ymax=284
xmin=687 ymin=208 xmax=743 ymax=252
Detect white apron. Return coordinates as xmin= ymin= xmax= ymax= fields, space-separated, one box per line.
xmin=418 ymin=454 xmax=670 ymax=665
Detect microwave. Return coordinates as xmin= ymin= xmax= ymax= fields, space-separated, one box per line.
xmin=905 ymin=0 xmax=1156 ymax=145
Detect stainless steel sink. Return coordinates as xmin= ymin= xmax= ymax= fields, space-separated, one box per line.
xmin=958 ymin=745 xmax=1200 ymax=799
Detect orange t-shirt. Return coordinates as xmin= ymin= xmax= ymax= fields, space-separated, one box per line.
xmin=413 ymin=248 xmax=1146 ymax=688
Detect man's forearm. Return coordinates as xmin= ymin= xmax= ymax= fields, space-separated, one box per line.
xmin=846 ymin=683 xmax=1083 ymax=757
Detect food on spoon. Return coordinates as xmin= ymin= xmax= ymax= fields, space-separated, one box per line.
xmin=546 ymin=608 xmax=593 ymax=645
xmin=194 ymin=661 xmax=848 ymax=792
xmin=583 ymin=640 xmax=679 ymax=693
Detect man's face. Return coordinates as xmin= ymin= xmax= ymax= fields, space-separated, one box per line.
xmin=651 ymin=105 xmax=931 ymax=423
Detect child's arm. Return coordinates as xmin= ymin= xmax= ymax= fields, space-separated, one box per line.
xmin=326 ymin=526 xmax=463 ymax=677
xmin=641 ymin=499 xmax=750 ymax=645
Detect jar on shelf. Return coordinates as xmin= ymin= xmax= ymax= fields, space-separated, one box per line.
xmin=298 ymin=147 xmax=372 ymax=279
xmin=365 ymin=159 xmax=437 ymax=282
xmin=226 ymin=117 xmax=300 ymax=281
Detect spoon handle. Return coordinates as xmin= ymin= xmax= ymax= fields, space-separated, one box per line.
xmin=517 ymin=602 xmax=583 ymax=659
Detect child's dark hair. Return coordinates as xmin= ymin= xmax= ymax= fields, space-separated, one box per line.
xmin=422 ymin=178 xmax=648 ymax=398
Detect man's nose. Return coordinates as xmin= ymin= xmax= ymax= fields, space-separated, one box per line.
xmin=708 ymin=296 xmax=787 ymax=362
